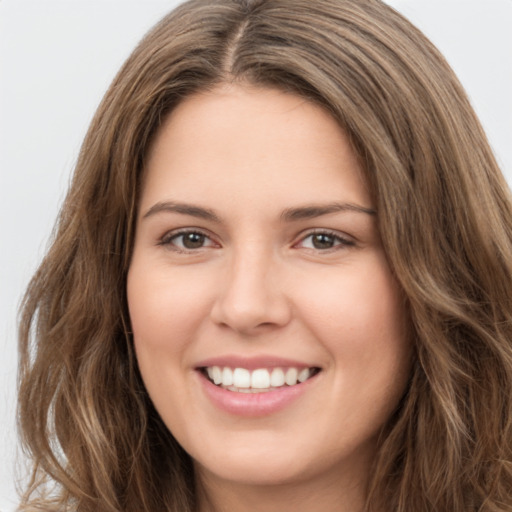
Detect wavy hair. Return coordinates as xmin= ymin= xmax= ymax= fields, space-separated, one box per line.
xmin=18 ymin=0 xmax=512 ymax=510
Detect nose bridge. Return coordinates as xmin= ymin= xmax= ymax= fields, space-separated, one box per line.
xmin=211 ymin=241 xmax=290 ymax=333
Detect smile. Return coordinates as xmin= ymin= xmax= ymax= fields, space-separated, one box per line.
xmin=203 ymin=366 xmax=320 ymax=393
xmin=196 ymin=359 xmax=323 ymax=416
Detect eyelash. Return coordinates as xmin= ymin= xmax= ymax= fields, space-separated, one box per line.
xmin=158 ymin=229 xmax=217 ymax=252
xmin=295 ymin=229 xmax=355 ymax=251
xmin=158 ymin=228 xmax=355 ymax=253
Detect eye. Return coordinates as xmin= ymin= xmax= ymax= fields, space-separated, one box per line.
xmin=296 ymin=231 xmax=355 ymax=251
xmin=160 ymin=229 xmax=217 ymax=251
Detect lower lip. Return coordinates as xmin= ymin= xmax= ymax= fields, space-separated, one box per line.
xmin=198 ymin=371 xmax=317 ymax=417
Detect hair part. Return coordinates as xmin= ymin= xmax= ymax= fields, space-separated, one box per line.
xmin=18 ymin=1 xmax=512 ymax=510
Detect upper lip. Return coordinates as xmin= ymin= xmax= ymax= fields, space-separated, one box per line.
xmin=195 ymin=355 xmax=321 ymax=371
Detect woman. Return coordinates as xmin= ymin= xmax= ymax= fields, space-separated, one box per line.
xmin=17 ymin=0 xmax=512 ymax=511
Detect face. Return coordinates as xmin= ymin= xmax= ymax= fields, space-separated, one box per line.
xmin=127 ymin=85 xmax=411 ymax=496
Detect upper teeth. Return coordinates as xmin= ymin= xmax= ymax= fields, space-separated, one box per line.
xmin=205 ymin=366 xmax=313 ymax=391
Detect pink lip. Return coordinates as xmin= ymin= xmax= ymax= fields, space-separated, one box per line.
xmin=196 ymin=368 xmax=319 ymax=417
xmin=195 ymin=355 xmax=318 ymax=371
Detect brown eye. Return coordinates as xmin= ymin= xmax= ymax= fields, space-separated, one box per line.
xmin=181 ymin=232 xmax=206 ymax=249
xmin=161 ymin=230 xmax=217 ymax=251
xmin=311 ymin=233 xmax=336 ymax=249
xmin=296 ymin=231 xmax=355 ymax=251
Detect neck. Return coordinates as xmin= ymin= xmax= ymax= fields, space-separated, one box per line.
xmin=195 ymin=463 xmax=369 ymax=512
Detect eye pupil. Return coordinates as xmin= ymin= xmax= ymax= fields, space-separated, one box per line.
xmin=183 ymin=232 xmax=205 ymax=249
xmin=312 ymin=233 xmax=334 ymax=249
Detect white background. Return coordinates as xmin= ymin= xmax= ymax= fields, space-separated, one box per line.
xmin=1 ymin=1 xmax=511 ymax=510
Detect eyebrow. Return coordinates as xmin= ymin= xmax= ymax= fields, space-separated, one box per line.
xmin=142 ymin=201 xmax=220 ymax=222
xmin=281 ymin=202 xmax=376 ymax=221
xmin=142 ymin=200 xmax=376 ymax=223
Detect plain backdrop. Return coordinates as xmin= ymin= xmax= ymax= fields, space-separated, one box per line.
xmin=1 ymin=1 xmax=511 ymax=510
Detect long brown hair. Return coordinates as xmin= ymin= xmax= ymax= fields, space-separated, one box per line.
xmin=18 ymin=0 xmax=512 ymax=510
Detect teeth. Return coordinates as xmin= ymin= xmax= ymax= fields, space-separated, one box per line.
xmin=298 ymin=368 xmax=310 ymax=383
xmin=270 ymin=368 xmax=285 ymax=387
xmin=233 ymin=368 xmax=251 ymax=388
xmin=212 ymin=366 xmax=222 ymax=385
xmin=204 ymin=366 xmax=315 ymax=391
xmin=251 ymin=369 xmax=270 ymax=389
xmin=222 ymin=367 xmax=233 ymax=386
xmin=285 ymin=368 xmax=298 ymax=386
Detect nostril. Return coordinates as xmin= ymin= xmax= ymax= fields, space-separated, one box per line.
xmin=210 ymin=297 xmax=290 ymax=334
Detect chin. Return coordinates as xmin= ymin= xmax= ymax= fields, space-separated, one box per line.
xmin=196 ymin=453 xmax=312 ymax=487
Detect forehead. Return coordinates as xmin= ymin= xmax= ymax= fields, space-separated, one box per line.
xmin=141 ymin=84 xmax=372 ymax=213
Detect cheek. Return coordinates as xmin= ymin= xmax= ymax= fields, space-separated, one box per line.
xmin=299 ymin=261 xmax=405 ymax=344
xmin=296 ymin=255 xmax=411 ymax=394
xmin=126 ymin=264 xmax=214 ymax=354
xmin=126 ymin=264 xmax=214 ymax=430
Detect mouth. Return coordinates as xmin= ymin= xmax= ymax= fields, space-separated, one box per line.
xmin=200 ymin=366 xmax=321 ymax=393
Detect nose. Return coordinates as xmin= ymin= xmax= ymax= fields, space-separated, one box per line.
xmin=210 ymin=248 xmax=292 ymax=335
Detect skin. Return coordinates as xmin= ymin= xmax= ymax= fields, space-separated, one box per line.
xmin=127 ymin=84 xmax=412 ymax=512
